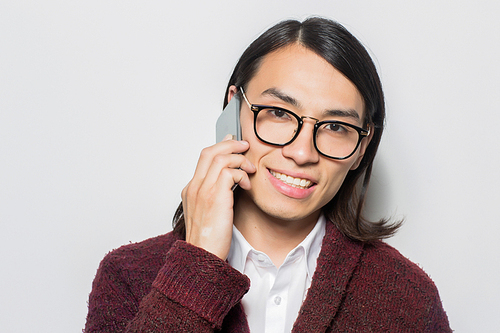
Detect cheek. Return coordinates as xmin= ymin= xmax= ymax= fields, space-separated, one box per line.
xmin=240 ymin=114 xmax=276 ymax=166
xmin=321 ymin=161 xmax=355 ymax=197
xmin=244 ymin=141 xmax=276 ymax=172
xmin=239 ymin=107 xmax=254 ymax=140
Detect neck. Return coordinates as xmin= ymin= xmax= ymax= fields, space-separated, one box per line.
xmin=233 ymin=191 xmax=320 ymax=267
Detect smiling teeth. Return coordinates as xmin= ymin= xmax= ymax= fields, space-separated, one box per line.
xmin=270 ymin=170 xmax=312 ymax=189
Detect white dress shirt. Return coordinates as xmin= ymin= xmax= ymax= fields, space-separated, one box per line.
xmin=227 ymin=215 xmax=326 ymax=333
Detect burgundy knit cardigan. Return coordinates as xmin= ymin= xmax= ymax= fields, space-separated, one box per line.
xmin=85 ymin=221 xmax=452 ymax=332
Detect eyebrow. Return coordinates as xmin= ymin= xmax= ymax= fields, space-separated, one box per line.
xmin=261 ymin=87 xmax=361 ymax=121
xmin=261 ymin=88 xmax=302 ymax=109
xmin=324 ymin=109 xmax=360 ymax=120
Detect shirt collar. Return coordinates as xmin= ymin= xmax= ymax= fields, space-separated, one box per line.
xmin=227 ymin=224 xmax=254 ymax=273
xmin=227 ymin=214 xmax=326 ymax=276
xmin=298 ymin=214 xmax=326 ymax=278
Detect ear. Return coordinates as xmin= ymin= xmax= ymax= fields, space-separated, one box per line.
xmin=350 ymin=124 xmax=374 ymax=170
xmin=227 ymin=85 xmax=238 ymax=104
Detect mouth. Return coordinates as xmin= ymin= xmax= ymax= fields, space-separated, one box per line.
xmin=269 ymin=169 xmax=314 ymax=189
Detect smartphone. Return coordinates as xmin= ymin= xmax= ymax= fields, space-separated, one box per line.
xmin=216 ymin=93 xmax=242 ymax=142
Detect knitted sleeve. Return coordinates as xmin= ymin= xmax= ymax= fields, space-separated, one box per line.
xmin=85 ymin=240 xmax=250 ymax=332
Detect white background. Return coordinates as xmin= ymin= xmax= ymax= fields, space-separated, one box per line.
xmin=1 ymin=1 xmax=499 ymax=332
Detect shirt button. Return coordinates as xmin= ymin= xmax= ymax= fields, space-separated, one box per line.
xmin=274 ymin=296 xmax=282 ymax=305
xmin=257 ymin=254 xmax=266 ymax=263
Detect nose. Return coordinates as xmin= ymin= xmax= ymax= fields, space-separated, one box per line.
xmin=281 ymin=119 xmax=320 ymax=165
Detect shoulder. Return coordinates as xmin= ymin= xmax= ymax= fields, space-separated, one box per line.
xmin=95 ymin=232 xmax=181 ymax=293
xmin=359 ymin=240 xmax=437 ymax=294
xmin=321 ymin=223 xmax=440 ymax=300
xmin=318 ymin=223 xmax=450 ymax=330
xmin=361 ymin=241 xmax=430 ymax=278
xmin=350 ymin=240 xmax=450 ymax=330
xmin=102 ymin=232 xmax=180 ymax=265
xmin=99 ymin=231 xmax=181 ymax=271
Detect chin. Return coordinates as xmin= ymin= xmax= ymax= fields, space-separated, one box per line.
xmin=256 ymin=199 xmax=321 ymax=223
xmin=236 ymin=186 xmax=325 ymax=226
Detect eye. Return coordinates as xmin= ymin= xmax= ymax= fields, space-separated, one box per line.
xmin=265 ymin=108 xmax=292 ymax=120
xmin=324 ymin=122 xmax=348 ymax=133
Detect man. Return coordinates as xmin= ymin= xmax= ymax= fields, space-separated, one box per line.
xmin=85 ymin=17 xmax=452 ymax=332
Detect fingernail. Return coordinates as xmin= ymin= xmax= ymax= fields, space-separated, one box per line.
xmin=223 ymin=134 xmax=233 ymax=141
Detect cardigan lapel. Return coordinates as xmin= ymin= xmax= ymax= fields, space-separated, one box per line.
xmin=291 ymin=221 xmax=364 ymax=332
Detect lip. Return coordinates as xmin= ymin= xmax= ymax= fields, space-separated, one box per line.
xmin=266 ymin=168 xmax=317 ymax=199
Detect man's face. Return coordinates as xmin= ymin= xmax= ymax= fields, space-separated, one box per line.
xmin=232 ymin=43 xmax=370 ymax=226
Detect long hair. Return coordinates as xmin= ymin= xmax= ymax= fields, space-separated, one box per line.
xmin=173 ymin=17 xmax=401 ymax=241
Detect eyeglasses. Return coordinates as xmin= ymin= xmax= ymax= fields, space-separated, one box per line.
xmin=240 ymin=88 xmax=370 ymax=160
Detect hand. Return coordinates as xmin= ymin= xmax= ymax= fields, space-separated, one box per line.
xmin=181 ymin=135 xmax=256 ymax=259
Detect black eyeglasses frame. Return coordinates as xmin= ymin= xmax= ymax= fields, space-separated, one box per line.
xmin=239 ymin=88 xmax=370 ymax=160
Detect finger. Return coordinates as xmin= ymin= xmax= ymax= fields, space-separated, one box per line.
xmin=200 ymin=153 xmax=255 ymax=189
xmin=192 ymin=140 xmax=250 ymax=182
xmin=210 ymin=167 xmax=252 ymax=192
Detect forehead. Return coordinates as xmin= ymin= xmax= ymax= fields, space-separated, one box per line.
xmin=247 ymin=44 xmax=365 ymax=120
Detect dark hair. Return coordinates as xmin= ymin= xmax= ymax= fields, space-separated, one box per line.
xmin=173 ymin=17 xmax=401 ymax=241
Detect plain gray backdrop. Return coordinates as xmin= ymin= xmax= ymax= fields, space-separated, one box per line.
xmin=1 ymin=1 xmax=499 ymax=332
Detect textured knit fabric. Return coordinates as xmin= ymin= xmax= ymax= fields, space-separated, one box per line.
xmin=84 ymin=221 xmax=452 ymax=332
